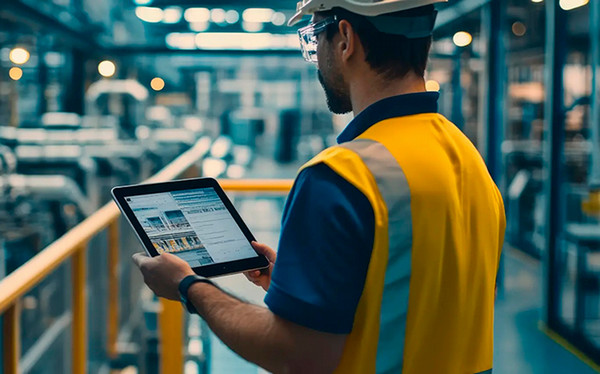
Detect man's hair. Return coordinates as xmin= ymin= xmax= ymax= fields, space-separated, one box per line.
xmin=318 ymin=5 xmax=434 ymax=79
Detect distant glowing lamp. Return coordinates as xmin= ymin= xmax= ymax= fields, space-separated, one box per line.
xmin=271 ymin=12 xmax=287 ymax=26
xmin=453 ymin=31 xmax=472 ymax=47
xmin=531 ymin=0 xmax=543 ymax=3
xmin=9 ymin=67 xmax=23 ymax=81
xmin=9 ymin=48 xmax=30 ymax=65
xmin=184 ymin=8 xmax=210 ymax=23
xmin=225 ymin=10 xmax=240 ymax=24
xmin=163 ymin=7 xmax=182 ymax=24
xmin=242 ymin=8 xmax=274 ymax=23
xmin=512 ymin=22 xmax=527 ymax=36
xmin=425 ymin=80 xmax=440 ymax=92
xmin=559 ymin=0 xmax=589 ymax=10
xmin=135 ymin=6 xmax=163 ymax=23
xmin=211 ymin=8 xmax=226 ymax=23
xmin=243 ymin=22 xmax=264 ymax=33
xmin=151 ymin=77 xmax=165 ymax=91
xmin=98 ymin=60 xmax=116 ymax=78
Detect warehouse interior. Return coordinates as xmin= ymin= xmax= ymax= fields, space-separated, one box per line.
xmin=0 ymin=0 xmax=599 ymax=373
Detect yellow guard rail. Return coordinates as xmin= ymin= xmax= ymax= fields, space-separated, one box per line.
xmin=0 ymin=137 xmax=293 ymax=374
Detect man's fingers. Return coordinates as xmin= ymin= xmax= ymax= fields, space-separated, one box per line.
xmin=251 ymin=241 xmax=276 ymax=263
xmin=132 ymin=252 xmax=152 ymax=268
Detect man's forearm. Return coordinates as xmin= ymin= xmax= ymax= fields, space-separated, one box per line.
xmin=188 ymin=283 xmax=345 ymax=374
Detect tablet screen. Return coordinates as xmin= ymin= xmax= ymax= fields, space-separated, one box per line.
xmin=125 ymin=187 xmax=258 ymax=267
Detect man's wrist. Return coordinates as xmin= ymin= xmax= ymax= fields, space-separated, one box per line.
xmin=178 ymin=275 xmax=216 ymax=314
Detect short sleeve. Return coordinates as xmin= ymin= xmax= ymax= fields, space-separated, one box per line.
xmin=264 ymin=162 xmax=375 ymax=334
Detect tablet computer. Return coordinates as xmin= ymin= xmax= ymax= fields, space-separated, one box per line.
xmin=111 ymin=177 xmax=269 ymax=277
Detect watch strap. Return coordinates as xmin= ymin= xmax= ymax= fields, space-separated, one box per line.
xmin=178 ymin=274 xmax=215 ymax=314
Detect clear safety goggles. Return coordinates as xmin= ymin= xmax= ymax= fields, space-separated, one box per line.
xmin=297 ymin=16 xmax=338 ymax=64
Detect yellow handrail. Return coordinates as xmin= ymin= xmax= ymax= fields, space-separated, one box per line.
xmin=0 ymin=134 xmax=294 ymax=374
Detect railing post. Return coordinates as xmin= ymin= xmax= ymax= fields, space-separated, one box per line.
xmin=72 ymin=246 xmax=87 ymax=374
xmin=159 ymin=299 xmax=184 ymax=374
xmin=107 ymin=220 xmax=120 ymax=359
xmin=3 ymin=301 xmax=21 ymax=374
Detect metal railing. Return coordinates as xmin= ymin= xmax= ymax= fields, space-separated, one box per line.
xmin=0 ymin=137 xmax=294 ymax=374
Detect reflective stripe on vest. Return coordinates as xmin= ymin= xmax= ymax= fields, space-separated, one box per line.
xmin=341 ymin=139 xmax=412 ymax=373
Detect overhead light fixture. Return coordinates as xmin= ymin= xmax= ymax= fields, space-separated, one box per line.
xmin=151 ymin=77 xmax=165 ymax=91
xmin=271 ymin=12 xmax=287 ymax=26
xmin=134 ymin=0 xmax=153 ymax=4
xmin=135 ymin=6 xmax=163 ymax=23
xmin=163 ymin=7 xmax=182 ymax=24
xmin=453 ymin=31 xmax=472 ymax=47
xmin=425 ymin=80 xmax=440 ymax=92
xmin=225 ymin=10 xmax=240 ymax=24
xmin=190 ymin=22 xmax=210 ymax=32
xmin=98 ymin=60 xmax=116 ymax=78
xmin=242 ymin=8 xmax=274 ymax=23
xmin=184 ymin=8 xmax=210 ymax=23
xmin=559 ymin=0 xmax=588 ymax=10
xmin=512 ymin=22 xmax=526 ymax=36
xmin=166 ymin=33 xmax=197 ymax=50
xmin=211 ymin=8 xmax=226 ymax=23
xmin=9 ymin=47 xmax=30 ymax=65
xmin=531 ymin=0 xmax=543 ymax=2
xmin=243 ymin=22 xmax=264 ymax=33
xmin=194 ymin=32 xmax=299 ymax=50
xmin=9 ymin=67 xmax=23 ymax=81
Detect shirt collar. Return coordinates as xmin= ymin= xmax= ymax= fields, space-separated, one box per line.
xmin=337 ymin=91 xmax=440 ymax=144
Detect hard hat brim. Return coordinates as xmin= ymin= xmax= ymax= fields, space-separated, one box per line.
xmin=288 ymin=10 xmax=305 ymax=26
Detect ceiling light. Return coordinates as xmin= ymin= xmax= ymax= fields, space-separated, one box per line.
xmin=151 ymin=77 xmax=165 ymax=91
xmin=243 ymin=22 xmax=264 ymax=33
xmin=9 ymin=67 xmax=23 ymax=81
xmin=512 ymin=22 xmax=526 ymax=36
xmin=211 ymin=8 xmax=226 ymax=23
xmin=9 ymin=47 xmax=30 ymax=65
xmin=134 ymin=0 xmax=153 ymax=4
xmin=425 ymin=80 xmax=440 ymax=92
xmin=194 ymin=32 xmax=299 ymax=50
xmin=271 ymin=12 xmax=287 ymax=26
xmin=184 ymin=8 xmax=210 ymax=23
xmin=98 ymin=60 xmax=116 ymax=78
xmin=166 ymin=33 xmax=197 ymax=50
xmin=135 ymin=6 xmax=163 ymax=23
xmin=559 ymin=0 xmax=588 ymax=10
xmin=453 ymin=31 xmax=472 ymax=47
xmin=190 ymin=22 xmax=210 ymax=32
xmin=242 ymin=8 xmax=274 ymax=23
xmin=225 ymin=10 xmax=240 ymax=24
xmin=163 ymin=7 xmax=182 ymax=24
xmin=531 ymin=0 xmax=543 ymax=2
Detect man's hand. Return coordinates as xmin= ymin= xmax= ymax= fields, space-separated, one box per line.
xmin=132 ymin=252 xmax=195 ymax=300
xmin=244 ymin=242 xmax=276 ymax=291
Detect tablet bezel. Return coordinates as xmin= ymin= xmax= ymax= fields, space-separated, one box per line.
xmin=112 ymin=177 xmax=270 ymax=278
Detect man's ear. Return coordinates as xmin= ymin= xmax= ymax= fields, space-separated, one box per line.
xmin=337 ymin=19 xmax=357 ymax=63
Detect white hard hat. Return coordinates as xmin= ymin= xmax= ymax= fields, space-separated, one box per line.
xmin=288 ymin=0 xmax=448 ymax=26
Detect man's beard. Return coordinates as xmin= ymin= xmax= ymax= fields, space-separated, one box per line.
xmin=318 ymin=70 xmax=352 ymax=115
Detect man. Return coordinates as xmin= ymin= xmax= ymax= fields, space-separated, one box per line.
xmin=133 ymin=0 xmax=505 ymax=373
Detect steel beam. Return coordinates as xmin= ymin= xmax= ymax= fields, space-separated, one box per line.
xmin=590 ymin=0 xmax=600 ymax=189
xmin=0 ymin=0 xmax=101 ymax=52
xmin=543 ymin=0 xmax=567 ymax=327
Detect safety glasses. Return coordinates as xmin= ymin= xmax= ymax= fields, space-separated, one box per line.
xmin=297 ymin=16 xmax=338 ymax=64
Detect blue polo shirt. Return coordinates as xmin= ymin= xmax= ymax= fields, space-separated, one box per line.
xmin=264 ymin=92 xmax=440 ymax=334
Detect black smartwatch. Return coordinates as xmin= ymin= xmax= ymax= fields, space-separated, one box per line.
xmin=178 ymin=274 xmax=215 ymax=314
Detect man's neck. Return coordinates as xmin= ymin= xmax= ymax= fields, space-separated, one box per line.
xmin=349 ymin=72 xmax=427 ymax=116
